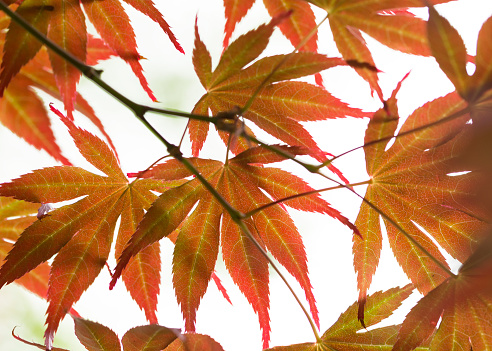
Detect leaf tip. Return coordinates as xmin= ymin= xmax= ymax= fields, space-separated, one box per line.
xmin=49 ymin=103 xmax=67 ymax=121
xmin=270 ymin=10 xmax=293 ymax=28
xmin=357 ymin=298 xmax=367 ymax=329
xmin=353 ymin=226 xmax=362 ymax=238
xmin=212 ymin=272 xmax=232 ymax=305
xmin=109 ymin=275 xmax=118 ymax=290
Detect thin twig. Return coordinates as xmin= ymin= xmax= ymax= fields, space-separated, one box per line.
xmin=243 ymin=132 xmax=456 ymax=278
xmin=244 ymin=180 xmax=372 ymax=218
xmin=0 ymin=0 xmax=212 ymax=123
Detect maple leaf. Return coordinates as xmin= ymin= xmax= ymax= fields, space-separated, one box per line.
xmin=395 ymin=13 xmax=492 ymax=349
xmin=223 ymin=0 xmax=454 ymax=99
xmin=111 ymin=145 xmax=357 ymax=349
xmin=394 ymin=232 xmax=492 ymax=351
xmin=0 ymin=107 xmax=176 ymax=346
xmin=354 ymin=77 xmax=488 ymax=324
xmin=265 ymin=284 xmax=429 ymax=350
xmin=191 ymin=15 xmax=369 ymax=161
xmin=0 ymin=0 xmax=182 ymax=114
xmin=73 ymin=316 xmax=122 ymax=351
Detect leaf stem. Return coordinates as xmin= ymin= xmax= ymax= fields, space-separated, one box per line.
xmin=166 ymin=155 xmax=324 ymax=338
xmin=0 ymin=2 xmax=330 ymax=346
xmin=322 ymin=104 xmax=471 ymax=167
xmin=244 ymin=179 xmax=372 ymax=218
xmin=244 ymin=131 xmax=456 ymax=278
xmin=244 ymin=137 xmax=321 ymax=173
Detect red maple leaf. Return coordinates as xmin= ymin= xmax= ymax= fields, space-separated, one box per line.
xmin=111 ymin=145 xmax=357 ymax=348
xmin=0 ymin=106 xmax=176 ymax=345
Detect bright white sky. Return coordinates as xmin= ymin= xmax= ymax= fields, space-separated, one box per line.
xmin=0 ymin=1 xmax=491 ymax=350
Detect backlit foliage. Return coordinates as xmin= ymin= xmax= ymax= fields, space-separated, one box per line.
xmin=0 ymin=0 xmax=491 ymax=350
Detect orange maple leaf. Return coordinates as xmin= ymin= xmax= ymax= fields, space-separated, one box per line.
xmin=0 ymin=108 xmax=176 ymax=343
xmin=192 ymin=14 xmax=368 ymax=162
xmin=354 ymin=78 xmax=488 ymax=324
xmin=111 ymin=145 xmax=357 ymax=348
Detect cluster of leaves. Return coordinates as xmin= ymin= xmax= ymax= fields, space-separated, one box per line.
xmin=0 ymin=0 xmax=491 ymax=350
xmin=14 ymin=315 xmax=224 ymax=351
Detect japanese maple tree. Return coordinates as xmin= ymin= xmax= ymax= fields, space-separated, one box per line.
xmin=0 ymin=0 xmax=491 ymax=350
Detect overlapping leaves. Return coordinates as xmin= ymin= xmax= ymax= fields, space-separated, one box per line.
xmin=0 ymin=0 xmax=182 ymax=115
xmin=354 ymin=75 xmax=489 ymax=325
xmin=0 ymin=10 xmax=116 ymax=164
xmin=191 ymin=14 xmax=368 ymax=161
xmin=223 ymin=0 xmax=320 ymax=85
xmin=110 ymin=145 xmax=357 ymax=348
xmin=305 ymin=0 xmax=455 ymax=99
xmin=223 ymin=0 xmax=454 ymax=100
xmin=388 ymin=10 xmax=492 ymax=351
xmin=427 ymin=7 xmax=492 ymax=195
xmin=1 ymin=1 xmax=491 ymax=351
xmin=0 ymin=109 xmax=174 ymax=346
